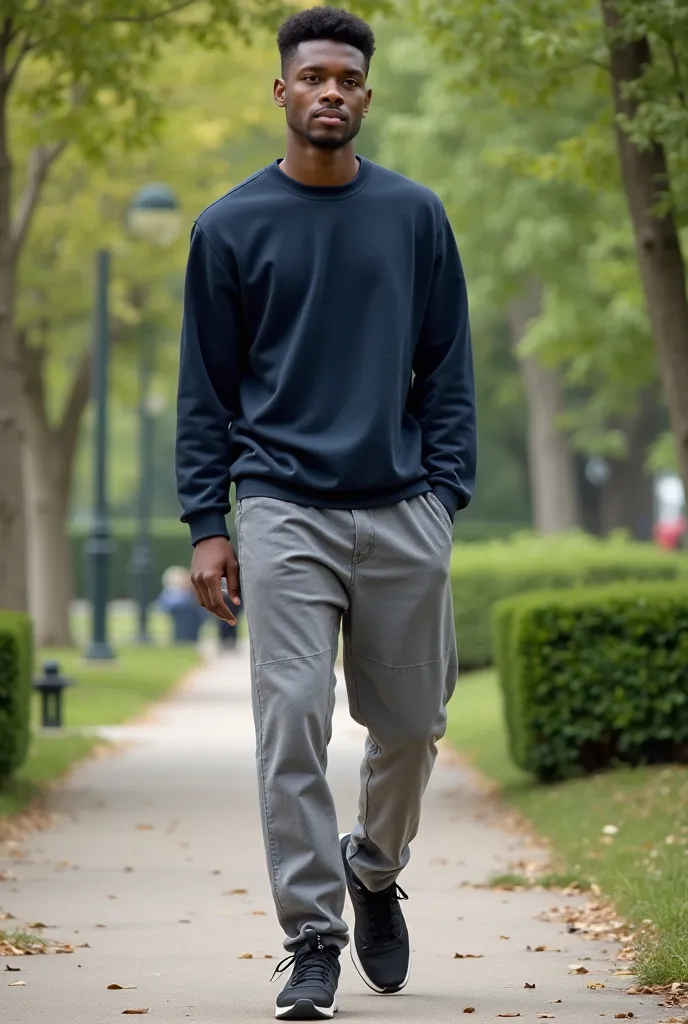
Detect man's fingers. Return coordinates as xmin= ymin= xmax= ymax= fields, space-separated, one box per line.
xmin=226 ymin=559 xmax=241 ymax=605
xmin=207 ymin=574 xmax=236 ymax=623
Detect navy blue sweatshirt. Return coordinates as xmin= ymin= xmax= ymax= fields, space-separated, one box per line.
xmin=176 ymin=156 xmax=476 ymax=545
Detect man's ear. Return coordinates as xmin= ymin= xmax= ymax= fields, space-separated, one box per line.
xmin=362 ymin=86 xmax=372 ymax=117
xmin=274 ymin=77 xmax=287 ymax=108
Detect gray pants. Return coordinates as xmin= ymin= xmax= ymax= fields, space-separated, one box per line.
xmin=235 ymin=494 xmax=457 ymax=952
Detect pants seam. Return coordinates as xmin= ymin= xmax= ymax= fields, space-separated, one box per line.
xmin=349 ymin=647 xmax=457 ymax=672
xmin=255 ymin=648 xmax=331 ymax=670
xmin=253 ymin=651 xmax=287 ymax=918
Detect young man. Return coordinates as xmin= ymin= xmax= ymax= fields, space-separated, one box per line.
xmin=176 ymin=7 xmax=476 ymax=1020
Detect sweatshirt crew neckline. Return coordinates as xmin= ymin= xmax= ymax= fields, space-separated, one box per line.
xmin=265 ymin=156 xmax=372 ymax=201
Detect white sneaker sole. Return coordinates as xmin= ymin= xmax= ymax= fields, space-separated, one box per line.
xmin=274 ymin=997 xmax=337 ymax=1019
xmin=339 ymin=833 xmax=411 ymax=995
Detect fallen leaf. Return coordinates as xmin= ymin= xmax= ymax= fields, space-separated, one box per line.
xmin=135 ymin=825 xmax=154 ymax=831
xmin=611 ymin=970 xmax=634 ymax=977
xmin=122 ymin=1011 xmax=149 ymax=1015
xmin=454 ymin=953 xmax=484 ymax=959
xmin=537 ymin=1016 xmax=555 ymax=1020
xmin=108 ymin=984 xmax=138 ymax=990
xmin=587 ymin=982 xmax=606 ymax=990
xmin=5 ymin=965 xmax=20 ymax=972
xmin=568 ymin=965 xmax=590 ymax=975
xmin=226 ymin=888 xmax=248 ymax=895
xmin=251 ymin=911 xmax=267 ymax=917
xmin=533 ymin=945 xmax=562 ymax=952
xmin=0 ymin=912 xmax=16 ymax=921
xmin=497 ymin=1014 xmax=521 ymax=1018
xmin=463 ymin=1009 xmax=475 ymax=1014
xmin=238 ymin=953 xmax=253 ymax=959
xmin=264 ymin=955 xmax=274 ymax=959
xmin=614 ymin=1015 xmax=633 ymax=1020
xmin=9 ymin=980 xmax=26 ymax=987
xmin=524 ymin=982 xmax=536 ymax=989
xmin=500 ymin=935 xmax=510 ymax=940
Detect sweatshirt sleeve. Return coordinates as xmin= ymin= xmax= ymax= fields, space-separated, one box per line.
xmin=409 ymin=210 xmax=477 ymax=520
xmin=176 ymin=222 xmax=242 ymax=545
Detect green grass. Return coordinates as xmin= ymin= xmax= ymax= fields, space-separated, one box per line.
xmin=447 ymin=670 xmax=688 ymax=985
xmin=1 ymin=642 xmax=200 ymax=820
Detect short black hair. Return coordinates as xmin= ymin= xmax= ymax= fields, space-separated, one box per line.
xmin=277 ymin=6 xmax=376 ymax=73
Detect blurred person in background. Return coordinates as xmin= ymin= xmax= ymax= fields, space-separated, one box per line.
xmin=176 ymin=6 xmax=476 ymax=1019
xmin=157 ymin=566 xmax=207 ymax=645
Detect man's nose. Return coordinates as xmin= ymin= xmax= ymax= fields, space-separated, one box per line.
xmin=319 ymin=81 xmax=344 ymax=105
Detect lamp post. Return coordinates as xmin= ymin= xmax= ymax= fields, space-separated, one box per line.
xmin=85 ymin=249 xmax=116 ymax=661
xmin=127 ymin=183 xmax=181 ymax=644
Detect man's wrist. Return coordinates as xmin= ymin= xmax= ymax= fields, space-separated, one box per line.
xmin=187 ymin=511 xmax=230 ymax=547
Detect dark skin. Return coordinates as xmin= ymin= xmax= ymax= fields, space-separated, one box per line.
xmin=191 ymin=38 xmax=372 ymax=621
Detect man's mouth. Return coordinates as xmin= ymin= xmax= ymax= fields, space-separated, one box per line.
xmin=314 ymin=110 xmax=346 ymax=125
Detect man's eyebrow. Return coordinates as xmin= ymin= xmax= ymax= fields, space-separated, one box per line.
xmin=298 ymin=63 xmax=365 ymax=77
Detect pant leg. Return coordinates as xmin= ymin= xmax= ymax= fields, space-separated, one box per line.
xmin=235 ymin=497 xmax=353 ymax=951
xmin=342 ymin=493 xmax=457 ymax=892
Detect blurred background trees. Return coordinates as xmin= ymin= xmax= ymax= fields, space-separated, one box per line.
xmin=0 ymin=0 xmax=686 ymax=647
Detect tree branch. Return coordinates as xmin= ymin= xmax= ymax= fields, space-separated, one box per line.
xmin=16 ymin=326 xmax=48 ymax=426
xmin=5 ymin=34 xmax=35 ymax=90
xmin=11 ymin=139 xmax=68 ymax=258
xmin=106 ymin=0 xmax=196 ymax=24
xmin=58 ymin=350 xmax=92 ymax=465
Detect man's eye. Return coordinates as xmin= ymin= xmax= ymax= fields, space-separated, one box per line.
xmin=304 ymin=75 xmax=320 ymax=83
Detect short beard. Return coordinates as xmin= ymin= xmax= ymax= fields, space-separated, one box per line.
xmin=287 ymin=109 xmax=361 ymax=150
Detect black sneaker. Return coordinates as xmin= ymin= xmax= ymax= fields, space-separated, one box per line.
xmin=340 ymin=833 xmax=410 ymax=994
xmin=273 ymin=926 xmax=340 ymax=1020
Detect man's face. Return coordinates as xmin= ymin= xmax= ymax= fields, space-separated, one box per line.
xmin=275 ymin=39 xmax=371 ymax=151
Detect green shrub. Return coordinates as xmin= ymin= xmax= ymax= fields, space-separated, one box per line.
xmin=492 ymin=582 xmax=688 ymax=781
xmin=451 ymin=532 xmax=684 ymax=669
xmin=0 ymin=611 xmax=33 ymax=781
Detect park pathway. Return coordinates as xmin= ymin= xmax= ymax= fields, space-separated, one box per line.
xmin=1 ymin=648 xmax=659 ymax=1023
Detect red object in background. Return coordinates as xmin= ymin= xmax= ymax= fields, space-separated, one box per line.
xmin=655 ymin=517 xmax=687 ymax=550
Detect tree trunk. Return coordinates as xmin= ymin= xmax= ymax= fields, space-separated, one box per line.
xmin=602 ymin=1 xmax=688 ymax=501
xmin=18 ymin=334 xmax=91 ymax=647
xmin=598 ymin=391 xmax=660 ymax=540
xmin=22 ymin=421 xmax=74 ymax=647
xmin=508 ymin=292 xmax=581 ymax=534
xmin=0 ymin=74 xmax=27 ymax=612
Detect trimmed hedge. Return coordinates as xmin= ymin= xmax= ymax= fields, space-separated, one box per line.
xmin=492 ymin=583 xmax=688 ymax=781
xmin=0 ymin=610 xmax=33 ymax=781
xmin=450 ymin=532 xmax=684 ymax=669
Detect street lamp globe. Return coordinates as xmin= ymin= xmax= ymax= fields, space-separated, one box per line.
xmin=128 ymin=183 xmax=182 ymax=248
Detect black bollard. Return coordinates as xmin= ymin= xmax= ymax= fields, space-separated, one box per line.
xmin=33 ymin=661 xmax=74 ymax=729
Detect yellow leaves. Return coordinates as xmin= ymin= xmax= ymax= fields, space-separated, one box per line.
xmin=108 ymin=984 xmax=137 ymax=990
xmin=587 ymin=981 xmax=605 ymax=990
xmin=454 ymin=952 xmax=484 ymax=959
xmin=568 ymin=965 xmax=590 ymax=975
xmin=192 ymin=120 xmax=229 ymax=148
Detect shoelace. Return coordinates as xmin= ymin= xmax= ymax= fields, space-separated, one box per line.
xmin=271 ymin=930 xmax=339 ymax=987
xmin=362 ymin=882 xmax=409 ymax=945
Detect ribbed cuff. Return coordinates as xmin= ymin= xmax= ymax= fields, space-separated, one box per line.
xmin=431 ymin=485 xmax=459 ymax=522
xmin=186 ymin=511 xmax=230 ymax=547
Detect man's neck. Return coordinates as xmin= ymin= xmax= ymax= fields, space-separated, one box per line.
xmin=279 ymin=137 xmax=359 ymax=187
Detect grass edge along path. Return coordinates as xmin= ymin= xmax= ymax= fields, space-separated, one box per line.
xmin=0 ymin=645 xmax=200 ymax=821
xmin=446 ymin=670 xmax=688 ymax=986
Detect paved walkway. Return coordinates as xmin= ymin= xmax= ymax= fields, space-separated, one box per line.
xmin=1 ymin=649 xmax=657 ymax=1023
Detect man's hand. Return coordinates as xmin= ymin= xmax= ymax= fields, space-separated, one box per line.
xmin=191 ymin=536 xmax=241 ymax=623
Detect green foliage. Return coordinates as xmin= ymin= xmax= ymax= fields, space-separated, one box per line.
xmin=69 ymin=518 xmax=194 ymax=600
xmin=0 ymin=611 xmax=33 ymax=781
xmin=451 ymin=533 xmax=683 ymax=669
xmin=493 ymin=582 xmax=688 ymax=781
